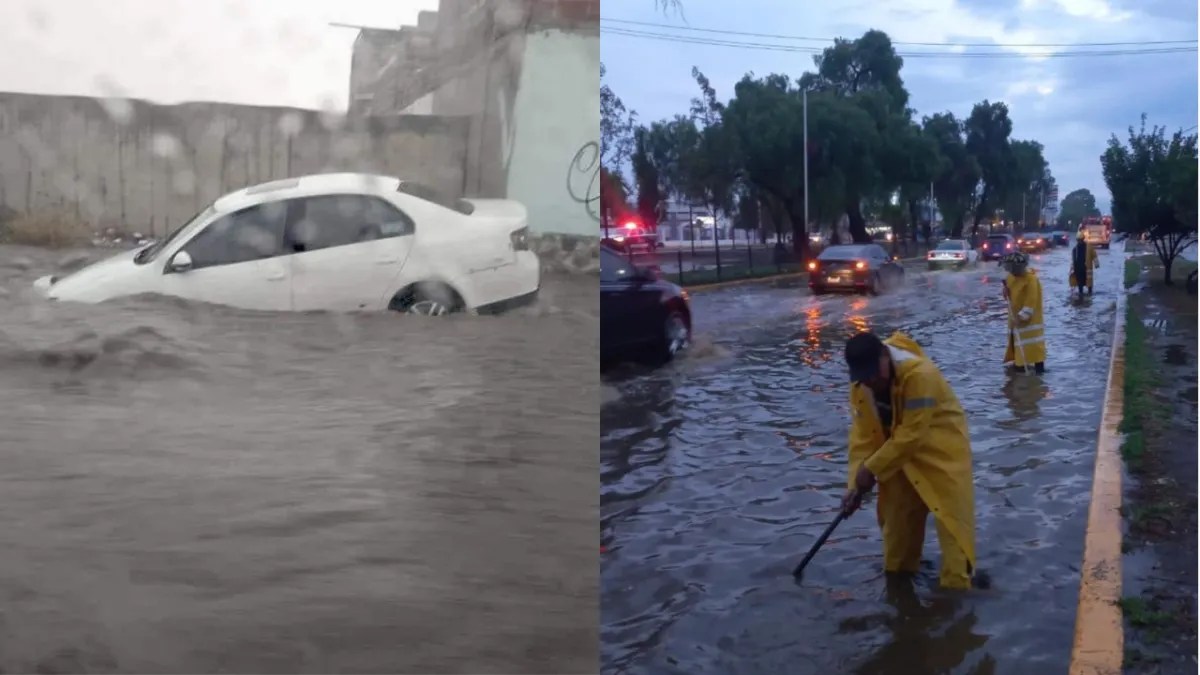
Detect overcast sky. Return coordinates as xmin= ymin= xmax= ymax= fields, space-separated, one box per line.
xmin=0 ymin=0 xmax=439 ymax=111
xmin=601 ymin=0 xmax=1198 ymax=214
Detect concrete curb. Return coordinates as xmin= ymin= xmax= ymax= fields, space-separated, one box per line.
xmin=681 ymin=255 xmax=930 ymax=293
xmin=1068 ymin=286 xmax=1126 ymax=674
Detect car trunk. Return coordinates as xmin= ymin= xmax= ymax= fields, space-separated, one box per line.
xmin=813 ymin=259 xmax=868 ymax=287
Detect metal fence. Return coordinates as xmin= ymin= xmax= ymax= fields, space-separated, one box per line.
xmin=616 ymin=238 xmax=944 ymax=287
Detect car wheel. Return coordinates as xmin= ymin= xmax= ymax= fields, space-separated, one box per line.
xmin=868 ymin=272 xmax=882 ymax=295
xmin=656 ymin=310 xmax=691 ymax=363
xmin=391 ymin=283 xmax=463 ymax=316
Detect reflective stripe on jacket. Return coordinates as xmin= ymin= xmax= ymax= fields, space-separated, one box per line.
xmin=1004 ymin=270 xmax=1047 ymax=366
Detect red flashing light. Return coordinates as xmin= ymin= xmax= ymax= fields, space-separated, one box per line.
xmin=623 ymin=221 xmax=639 ymax=230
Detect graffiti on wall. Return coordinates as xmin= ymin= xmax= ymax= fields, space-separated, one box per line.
xmin=566 ymin=141 xmax=599 ymax=222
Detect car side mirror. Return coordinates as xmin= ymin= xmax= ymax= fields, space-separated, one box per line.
xmin=167 ymin=250 xmax=193 ymax=273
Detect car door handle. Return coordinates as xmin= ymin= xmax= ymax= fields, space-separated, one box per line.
xmin=376 ymin=257 xmax=399 ymax=265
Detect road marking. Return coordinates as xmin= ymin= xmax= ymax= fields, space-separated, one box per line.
xmin=1068 ymin=287 xmax=1125 ymax=675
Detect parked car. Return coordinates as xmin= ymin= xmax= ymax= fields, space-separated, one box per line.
xmin=1017 ymin=232 xmax=1050 ymax=253
xmin=34 ymin=173 xmax=540 ymax=315
xmin=603 ymin=225 xmax=659 ymax=253
xmin=927 ymin=239 xmax=979 ymax=270
xmin=1048 ymin=231 xmax=1070 ymax=247
xmin=808 ymin=243 xmax=905 ymax=295
xmin=600 ymin=246 xmax=692 ymax=366
xmin=981 ymin=234 xmax=1017 ymax=261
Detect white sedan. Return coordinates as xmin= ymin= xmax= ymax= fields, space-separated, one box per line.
xmin=926 ymin=239 xmax=980 ymax=270
xmin=34 ymin=173 xmax=540 ymax=315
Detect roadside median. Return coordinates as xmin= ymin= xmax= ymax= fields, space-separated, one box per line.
xmin=682 ymin=253 xmax=930 ymax=293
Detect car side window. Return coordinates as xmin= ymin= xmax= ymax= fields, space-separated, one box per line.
xmin=289 ymin=194 xmax=415 ymax=253
xmin=181 ymin=202 xmax=286 ymax=270
xmin=600 ymin=248 xmax=634 ymax=283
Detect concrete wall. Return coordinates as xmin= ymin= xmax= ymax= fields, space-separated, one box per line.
xmin=502 ymin=29 xmax=600 ymax=238
xmin=0 ymin=92 xmax=469 ymax=236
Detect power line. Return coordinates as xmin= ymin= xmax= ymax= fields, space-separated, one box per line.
xmin=602 ymin=17 xmax=1198 ymax=48
xmin=601 ymin=26 xmax=1199 ymax=58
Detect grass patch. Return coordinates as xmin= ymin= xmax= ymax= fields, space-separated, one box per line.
xmin=1119 ymin=301 xmax=1159 ymax=469
xmin=677 ymin=263 xmax=804 ymax=287
xmin=1119 ymin=596 xmax=1174 ymax=640
xmin=1124 ymin=258 xmax=1143 ymax=289
xmin=0 ymin=211 xmax=92 ymax=248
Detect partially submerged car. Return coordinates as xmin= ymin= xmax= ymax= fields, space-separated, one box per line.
xmin=34 ymin=173 xmax=540 ymax=315
xmin=808 ymin=243 xmax=905 ymax=295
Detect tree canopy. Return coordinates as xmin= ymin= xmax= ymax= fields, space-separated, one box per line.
xmin=1101 ymin=115 xmax=1198 ymax=285
xmin=625 ymin=29 xmax=1055 ymax=261
xmin=1057 ymin=188 xmax=1102 ymax=228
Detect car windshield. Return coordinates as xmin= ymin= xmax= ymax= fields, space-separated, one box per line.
xmin=936 ymin=241 xmax=965 ymax=251
xmin=987 ymin=236 xmax=1009 ymax=244
xmin=818 ymin=245 xmax=868 ymax=260
xmin=134 ymin=205 xmax=215 ymax=264
xmin=397 ymin=181 xmax=475 ymax=215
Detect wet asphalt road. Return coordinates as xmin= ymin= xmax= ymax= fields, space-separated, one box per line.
xmin=0 ymin=246 xmax=597 ymax=674
xmin=601 ymin=244 xmax=1124 ymax=674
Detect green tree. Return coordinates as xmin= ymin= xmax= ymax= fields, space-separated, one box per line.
xmin=924 ymin=112 xmax=980 ymax=238
xmin=1056 ymin=188 xmax=1102 ymax=228
xmin=964 ymin=100 xmax=1015 ymax=237
xmin=685 ymin=68 xmax=739 ymax=235
xmin=600 ymin=63 xmax=636 ymax=171
xmin=799 ymin=29 xmax=909 ymax=242
xmin=1101 ymin=116 xmax=1198 ymax=285
xmin=999 ymin=140 xmax=1051 ymax=231
xmin=631 ymin=128 xmax=661 ymax=229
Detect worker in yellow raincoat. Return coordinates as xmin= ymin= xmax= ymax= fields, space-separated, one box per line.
xmin=1001 ymin=251 xmax=1046 ymax=375
xmin=1068 ymin=230 xmax=1099 ymax=297
xmin=841 ymin=331 xmax=977 ymax=590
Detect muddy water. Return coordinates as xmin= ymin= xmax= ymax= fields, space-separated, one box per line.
xmin=0 ymin=246 xmax=598 ymax=674
xmin=602 ymin=245 xmax=1123 ymax=674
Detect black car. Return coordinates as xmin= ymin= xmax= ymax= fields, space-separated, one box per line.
xmin=981 ymin=234 xmax=1017 ymax=261
xmin=600 ymin=246 xmax=692 ymax=366
xmin=808 ymin=244 xmax=905 ymax=295
xmin=1048 ymin=231 xmax=1070 ymax=247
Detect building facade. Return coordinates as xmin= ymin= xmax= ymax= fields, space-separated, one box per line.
xmin=347 ymin=0 xmax=600 ymax=240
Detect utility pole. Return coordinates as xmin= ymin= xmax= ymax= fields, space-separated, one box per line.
xmin=802 ymin=87 xmax=810 ymax=262
xmin=1022 ymin=193 xmax=1026 ymax=232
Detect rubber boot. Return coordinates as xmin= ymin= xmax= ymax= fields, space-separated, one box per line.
xmin=1034 ymin=362 xmax=1045 ymax=375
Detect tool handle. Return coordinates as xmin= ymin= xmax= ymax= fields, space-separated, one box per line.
xmin=791 ymin=497 xmax=857 ymax=579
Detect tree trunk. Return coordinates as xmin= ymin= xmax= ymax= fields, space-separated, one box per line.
xmin=786 ymin=199 xmax=810 ymax=263
xmin=951 ymin=212 xmax=965 ymax=239
xmin=847 ymin=197 xmax=870 ymax=242
xmin=971 ymin=186 xmax=990 ymax=239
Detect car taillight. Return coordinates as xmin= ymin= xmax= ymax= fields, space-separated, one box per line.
xmin=511 ymin=227 xmax=530 ymax=251
xmin=855 ymin=260 xmax=866 ymax=270
xmin=807 ymin=261 xmax=818 ymax=271
xmin=927 ymin=252 xmax=935 ymax=259
xmin=1006 ymin=243 xmax=1013 ymax=249
xmin=982 ymin=243 xmax=989 ymax=249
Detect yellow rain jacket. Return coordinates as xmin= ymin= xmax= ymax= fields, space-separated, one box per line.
xmin=847 ymin=332 xmax=976 ymax=589
xmin=1068 ymin=243 xmax=1099 ymax=290
xmin=1003 ymin=270 xmax=1046 ymax=367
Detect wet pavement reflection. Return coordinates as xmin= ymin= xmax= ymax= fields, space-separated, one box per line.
xmin=602 ymin=244 xmax=1123 ymax=674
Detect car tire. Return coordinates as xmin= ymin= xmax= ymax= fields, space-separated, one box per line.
xmin=654 ymin=309 xmax=691 ymax=363
xmin=391 ymin=282 xmax=463 ymax=316
xmin=867 ymin=271 xmax=882 ymax=295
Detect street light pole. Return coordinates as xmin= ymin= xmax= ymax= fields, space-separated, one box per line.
xmin=802 ymin=87 xmax=810 ymax=261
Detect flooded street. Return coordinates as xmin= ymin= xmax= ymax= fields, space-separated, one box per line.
xmin=602 ymin=244 xmax=1123 ymax=674
xmin=0 ymin=246 xmax=597 ymax=674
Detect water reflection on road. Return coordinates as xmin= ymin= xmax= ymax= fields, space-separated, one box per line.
xmin=602 ymin=246 xmax=1122 ymax=675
